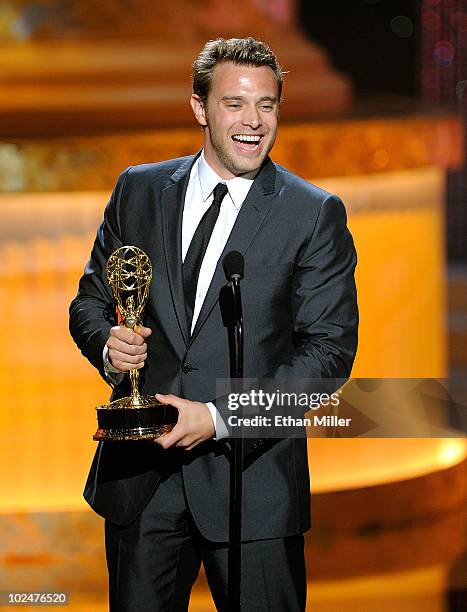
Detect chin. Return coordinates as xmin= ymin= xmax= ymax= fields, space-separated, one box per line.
xmin=231 ymin=155 xmax=264 ymax=174
xmin=231 ymin=164 xmax=259 ymax=176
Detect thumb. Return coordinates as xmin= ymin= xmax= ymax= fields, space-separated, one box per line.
xmin=135 ymin=325 xmax=152 ymax=338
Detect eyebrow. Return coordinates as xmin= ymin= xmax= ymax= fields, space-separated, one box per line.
xmin=220 ymin=96 xmax=278 ymax=103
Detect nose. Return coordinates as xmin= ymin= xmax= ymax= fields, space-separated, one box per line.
xmin=241 ymin=106 xmax=262 ymax=129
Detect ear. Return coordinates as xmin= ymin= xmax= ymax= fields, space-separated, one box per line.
xmin=190 ymin=94 xmax=207 ymax=128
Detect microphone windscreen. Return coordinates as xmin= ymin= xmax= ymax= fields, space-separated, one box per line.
xmin=223 ymin=251 xmax=244 ymax=280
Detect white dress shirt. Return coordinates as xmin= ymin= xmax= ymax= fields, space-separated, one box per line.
xmin=104 ymin=151 xmax=255 ymax=440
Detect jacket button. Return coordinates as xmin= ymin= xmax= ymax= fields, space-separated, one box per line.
xmin=182 ymin=362 xmax=193 ymax=373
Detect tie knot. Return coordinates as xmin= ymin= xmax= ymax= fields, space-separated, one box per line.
xmin=212 ymin=182 xmax=228 ymax=207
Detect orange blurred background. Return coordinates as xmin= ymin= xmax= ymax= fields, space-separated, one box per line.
xmin=0 ymin=1 xmax=466 ymax=610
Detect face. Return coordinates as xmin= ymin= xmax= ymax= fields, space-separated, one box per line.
xmin=190 ymin=62 xmax=280 ymax=179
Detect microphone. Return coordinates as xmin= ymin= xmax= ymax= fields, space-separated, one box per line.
xmin=223 ymin=251 xmax=244 ymax=282
xmin=219 ymin=252 xmax=243 ymax=328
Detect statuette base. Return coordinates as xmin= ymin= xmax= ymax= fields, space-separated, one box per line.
xmin=94 ymin=395 xmax=177 ymax=441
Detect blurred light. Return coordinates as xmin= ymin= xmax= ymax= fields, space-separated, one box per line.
xmin=373 ymin=149 xmax=389 ymax=169
xmin=422 ymin=9 xmax=441 ymax=32
xmin=437 ymin=439 xmax=467 ymax=468
xmin=0 ymin=1 xmax=19 ymax=41
xmin=433 ymin=40 xmax=455 ymax=67
xmin=12 ymin=20 xmax=29 ymax=41
xmin=390 ymin=16 xmax=414 ymax=38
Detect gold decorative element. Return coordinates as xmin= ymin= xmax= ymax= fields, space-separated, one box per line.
xmin=93 ymin=424 xmax=173 ymax=442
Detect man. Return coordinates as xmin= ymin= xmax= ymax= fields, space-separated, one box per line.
xmin=70 ymin=37 xmax=358 ymax=611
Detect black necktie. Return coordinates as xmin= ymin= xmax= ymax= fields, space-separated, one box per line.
xmin=183 ymin=182 xmax=228 ymax=331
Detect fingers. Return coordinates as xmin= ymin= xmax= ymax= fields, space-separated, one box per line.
xmin=155 ymin=423 xmax=201 ymax=450
xmin=155 ymin=424 xmax=184 ymax=449
xmin=153 ymin=396 xmax=188 ymax=449
xmin=155 ymin=395 xmax=198 ymax=447
xmin=155 ymin=393 xmax=184 ymax=409
xmin=153 ymin=395 xmax=182 ymax=449
xmin=108 ymin=349 xmax=147 ymax=371
xmin=107 ymin=325 xmax=151 ymax=371
xmin=153 ymin=396 xmax=215 ymax=450
xmin=108 ymin=336 xmax=146 ymax=355
xmin=109 ymin=325 xmax=149 ymax=345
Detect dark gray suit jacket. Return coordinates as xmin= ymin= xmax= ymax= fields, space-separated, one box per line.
xmin=69 ymin=153 xmax=358 ymax=542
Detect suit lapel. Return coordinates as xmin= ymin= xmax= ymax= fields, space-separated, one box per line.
xmin=190 ymin=157 xmax=277 ymax=344
xmin=160 ymin=153 xmax=200 ymax=347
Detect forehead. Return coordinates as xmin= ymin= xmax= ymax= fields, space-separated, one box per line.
xmin=209 ymin=62 xmax=279 ymax=98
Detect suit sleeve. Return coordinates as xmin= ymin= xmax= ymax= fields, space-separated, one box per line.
xmin=214 ymin=193 xmax=359 ymax=430
xmin=69 ymin=167 xmax=131 ymax=381
xmin=273 ymin=193 xmax=358 ymax=380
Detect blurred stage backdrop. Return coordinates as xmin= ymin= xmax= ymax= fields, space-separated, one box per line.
xmin=0 ymin=0 xmax=466 ymax=610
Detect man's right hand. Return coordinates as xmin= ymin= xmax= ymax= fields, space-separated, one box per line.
xmin=106 ymin=325 xmax=152 ymax=372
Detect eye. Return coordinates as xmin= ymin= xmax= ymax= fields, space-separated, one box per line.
xmin=227 ymin=103 xmax=241 ymax=109
xmin=260 ymin=105 xmax=273 ymax=111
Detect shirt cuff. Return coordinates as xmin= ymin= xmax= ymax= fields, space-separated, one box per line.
xmin=102 ymin=344 xmax=125 ymax=386
xmin=206 ymin=402 xmax=229 ymax=441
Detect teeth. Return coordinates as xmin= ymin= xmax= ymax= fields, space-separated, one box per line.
xmin=232 ymin=135 xmax=261 ymax=143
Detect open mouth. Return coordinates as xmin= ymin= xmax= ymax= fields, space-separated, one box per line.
xmin=231 ymin=134 xmax=263 ymax=153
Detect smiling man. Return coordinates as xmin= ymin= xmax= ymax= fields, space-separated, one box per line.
xmin=70 ymin=38 xmax=358 ymax=611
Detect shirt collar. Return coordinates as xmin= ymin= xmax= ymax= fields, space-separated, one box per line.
xmin=198 ymin=150 xmax=256 ymax=210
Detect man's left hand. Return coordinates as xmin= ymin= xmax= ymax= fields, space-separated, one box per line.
xmin=154 ymin=393 xmax=215 ymax=450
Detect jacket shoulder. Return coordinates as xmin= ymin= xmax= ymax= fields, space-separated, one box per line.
xmin=274 ymin=163 xmax=333 ymax=204
xmin=124 ymin=155 xmax=195 ymax=186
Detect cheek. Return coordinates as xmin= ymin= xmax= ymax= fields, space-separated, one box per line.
xmin=266 ymin=117 xmax=278 ymax=134
xmin=211 ymin=115 xmax=231 ymax=138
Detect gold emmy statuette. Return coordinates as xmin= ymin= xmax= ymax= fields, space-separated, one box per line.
xmin=93 ymin=246 xmax=177 ymax=441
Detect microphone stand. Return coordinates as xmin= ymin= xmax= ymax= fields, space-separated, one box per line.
xmin=220 ymin=276 xmax=243 ymax=611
